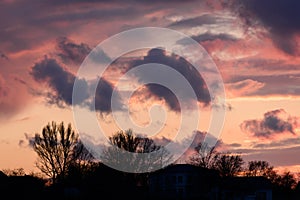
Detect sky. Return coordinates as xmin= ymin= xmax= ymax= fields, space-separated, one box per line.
xmin=1 ymin=0 xmax=300 ymax=174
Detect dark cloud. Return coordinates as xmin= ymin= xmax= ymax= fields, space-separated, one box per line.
xmin=146 ymin=84 xmax=180 ymax=112
xmin=227 ymin=144 xmax=300 ymax=167
xmin=1 ymin=0 xmax=141 ymax=26
xmin=191 ymin=32 xmax=237 ymax=42
xmin=171 ymin=13 xmax=239 ymax=44
xmin=13 ymin=77 xmax=27 ymax=86
xmin=124 ymin=48 xmax=211 ymax=112
xmin=253 ymin=137 xmax=300 ymax=149
xmin=168 ymin=14 xmax=218 ymax=28
xmin=177 ymin=32 xmax=237 ymax=45
xmin=226 ymin=0 xmax=300 ymax=55
xmin=240 ymin=109 xmax=298 ymax=138
xmin=56 ymin=37 xmax=91 ymax=65
xmin=56 ymin=37 xmax=111 ymax=67
xmin=31 ymin=57 xmax=85 ymax=105
xmin=92 ymin=78 xmax=121 ymax=113
xmin=19 ymin=133 xmax=35 ymax=148
xmin=0 ymin=51 xmax=8 ymax=60
xmin=39 ymin=0 xmax=196 ymax=6
xmin=233 ymin=58 xmax=300 ymax=73
xmin=0 ymin=1 xmax=142 ymax=53
xmin=227 ymin=143 xmax=242 ymax=148
xmin=0 ymin=0 xmax=204 ymax=53
xmin=30 ymin=56 xmax=120 ymax=113
xmin=241 ymin=146 xmax=300 ymax=167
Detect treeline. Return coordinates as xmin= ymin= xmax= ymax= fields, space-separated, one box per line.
xmin=1 ymin=121 xmax=300 ymax=199
xmin=188 ymin=141 xmax=299 ymax=190
xmin=188 ymin=142 xmax=300 ymax=199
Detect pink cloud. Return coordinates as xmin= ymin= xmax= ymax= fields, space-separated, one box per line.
xmin=226 ymin=79 xmax=265 ymax=98
xmin=0 ymin=74 xmax=31 ymax=119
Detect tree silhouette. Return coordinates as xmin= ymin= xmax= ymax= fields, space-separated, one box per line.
xmin=214 ymin=153 xmax=244 ymax=177
xmin=3 ymin=168 xmax=26 ymax=176
xmin=246 ymin=160 xmax=275 ymax=177
xmin=277 ymin=171 xmax=297 ymax=190
xmin=63 ymin=140 xmax=96 ymax=186
xmin=100 ymin=129 xmax=172 ymax=173
xmin=245 ymin=160 xmax=298 ymax=191
xmin=187 ymin=141 xmax=220 ymax=169
xmin=32 ymin=121 xmax=92 ymax=184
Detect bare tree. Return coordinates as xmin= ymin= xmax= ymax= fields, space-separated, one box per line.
xmin=187 ymin=142 xmax=220 ymax=169
xmin=245 ymin=160 xmax=284 ymax=187
xmin=32 ymin=121 xmax=91 ymax=183
xmin=277 ymin=171 xmax=297 ymax=190
xmin=246 ymin=160 xmax=274 ymax=177
xmin=187 ymin=137 xmax=244 ymax=177
xmin=100 ymin=129 xmax=172 ymax=173
xmin=214 ymin=153 xmax=244 ymax=177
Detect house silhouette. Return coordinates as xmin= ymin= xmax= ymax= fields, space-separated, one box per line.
xmin=148 ymin=164 xmax=220 ymax=200
xmin=148 ymin=164 xmax=273 ymax=200
xmin=220 ymin=176 xmax=272 ymax=200
xmin=0 ymin=164 xmax=276 ymax=200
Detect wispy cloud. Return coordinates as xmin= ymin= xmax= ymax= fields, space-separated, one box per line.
xmin=253 ymin=137 xmax=300 ymax=149
xmin=226 ymin=79 xmax=265 ymax=98
xmin=168 ymin=14 xmax=219 ymax=28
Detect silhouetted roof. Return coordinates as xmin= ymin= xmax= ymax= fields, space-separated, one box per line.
xmin=221 ymin=176 xmax=273 ymax=190
xmin=151 ymin=163 xmax=220 ymax=177
xmin=0 ymin=171 xmax=7 ymax=182
xmin=155 ymin=164 xmax=199 ymax=172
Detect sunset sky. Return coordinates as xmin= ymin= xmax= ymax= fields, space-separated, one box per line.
xmin=1 ymin=0 xmax=300 ymax=174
